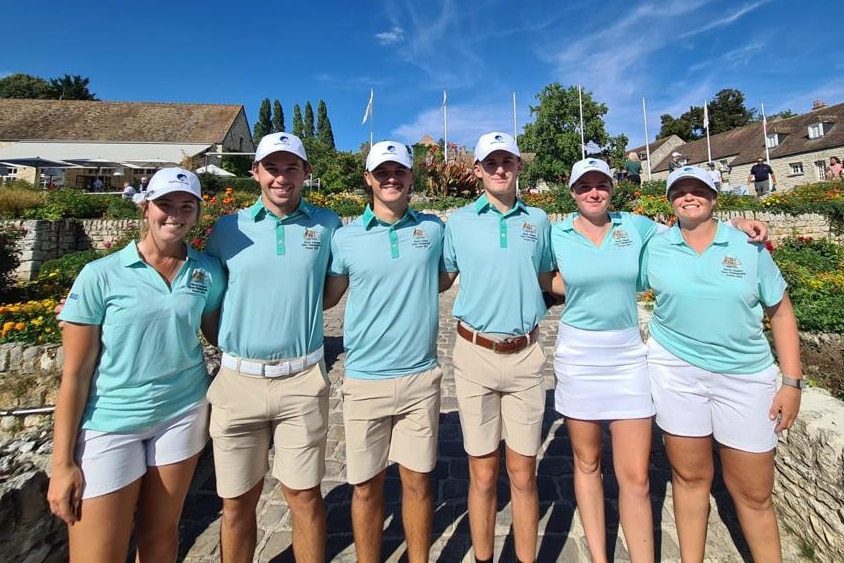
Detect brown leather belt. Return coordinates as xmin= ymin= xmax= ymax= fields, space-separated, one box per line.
xmin=457 ymin=322 xmax=539 ymax=354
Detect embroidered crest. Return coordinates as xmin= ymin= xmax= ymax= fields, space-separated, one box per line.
xmin=187 ymin=268 xmax=210 ymax=294
xmin=721 ymin=255 xmax=746 ymax=278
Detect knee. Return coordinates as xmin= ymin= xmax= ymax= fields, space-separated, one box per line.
xmin=135 ymin=522 xmax=178 ymax=554
xmin=672 ymin=466 xmax=714 ymax=489
xmin=353 ymin=480 xmax=383 ymax=505
xmin=725 ymin=483 xmax=773 ymax=511
xmin=284 ymin=486 xmax=324 ymax=514
xmin=470 ymin=466 xmax=498 ymax=495
xmin=573 ymin=454 xmax=601 ymax=477
xmin=507 ymin=464 xmax=537 ymax=493
xmin=401 ymin=473 xmax=432 ymax=501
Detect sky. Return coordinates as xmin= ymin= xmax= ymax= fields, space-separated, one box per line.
xmin=3 ymin=0 xmax=843 ymax=153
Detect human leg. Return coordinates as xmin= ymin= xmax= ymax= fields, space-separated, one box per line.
xmin=663 ymin=434 xmax=714 ymax=562
xmin=67 ymin=479 xmax=142 ymax=563
xmin=504 ymin=446 xmax=538 ymax=563
xmin=398 ymin=465 xmax=434 ymax=563
xmin=720 ymin=446 xmax=781 ymax=561
xmin=609 ymin=418 xmax=654 ymax=563
xmin=220 ymin=480 xmax=263 ymax=563
xmin=566 ymin=418 xmax=607 ymax=562
xmin=467 ymin=451 xmax=501 ymax=561
xmin=350 ymin=470 xmax=387 ymax=563
xmin=282 ymin=483 xmax=327 ymax=563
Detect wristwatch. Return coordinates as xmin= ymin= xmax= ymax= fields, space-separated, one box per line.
xmin=781 ymin=375 xmax=806 ymax=390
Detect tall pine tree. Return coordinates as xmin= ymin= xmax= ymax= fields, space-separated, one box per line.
xmin=253 ymin=98 xmax=272 ymax=141
xmin=272 ymin=99 xmax=285 ymax=132
xmin=316 ymin=100 xmax=336 ymax=150
xmin=292 ymin=104 xmax=304 ymax=138
xmin=303 ymin=102 xmax=315 ymax=138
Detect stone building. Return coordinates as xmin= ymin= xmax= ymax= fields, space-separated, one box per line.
xmin=632 ymin=100 xmax=844 ymax=191
xmin=0 ymin=99 xmax=254 ymax=189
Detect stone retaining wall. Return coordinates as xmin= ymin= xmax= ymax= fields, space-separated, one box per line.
xmin=3 ymin=212 xmax=841 ymax=282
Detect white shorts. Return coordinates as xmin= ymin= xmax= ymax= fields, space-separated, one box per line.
xmin=554 ymin=323 xmax=653 ymax=420
xmin=647 ymin=339 xmax=778 ymax=453
xmin=75 ymin=401 xmax=209 ymax=499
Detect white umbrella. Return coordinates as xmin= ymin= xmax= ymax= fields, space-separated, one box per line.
xmin=195 ymin=164 xmax=236 ymax=177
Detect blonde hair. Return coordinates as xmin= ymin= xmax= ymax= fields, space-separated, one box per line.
xmin=627 ymin=151 xmax=639 ymax=161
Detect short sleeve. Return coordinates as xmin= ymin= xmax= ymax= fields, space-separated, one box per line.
xmin=537 ymin=217 xmax=554 ymax=273
xmin=59 ymin=264 xmax=106 ymax=325
xmin=637 ymin=244 xmax=651 ymax=292
xmin=327 ymin=229 xmax=348 ymax=276
xmin=443 ymin=222 xmax=459 ymax=273
xmin=202 ymin=257 xmax=226 ymax=313
xmin=757 ymin=247 xmax=787 ymax=307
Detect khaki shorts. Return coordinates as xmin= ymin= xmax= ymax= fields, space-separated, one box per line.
xmin=342 ymin=367 xmax=443 ymax=485
xmin=207 ymin=360 xmax=329 ymax=497
xmin=453 ymin=336 xmax=547 ymax=457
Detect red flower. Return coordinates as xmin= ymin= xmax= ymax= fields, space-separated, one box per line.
xmin=765 ymin=241 xmax=774 ymax=252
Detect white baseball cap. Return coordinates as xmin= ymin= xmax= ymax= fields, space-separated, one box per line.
xmin=473 ymin=132 xmax=520 ymax=162
xmin=254 ymin=132 xmax=309 ymax=163
xmin=666 ymin=165 xmax=718 ymax=197
xmin=143 ymin=167 xmax=202 ymax=201
xmin=366 ymin=141 xmax=413 ymax=171
xmin=671 ymin=152 xmax=682 ymax=158
xmin=568 ymin=158 xmax=612 ymax=187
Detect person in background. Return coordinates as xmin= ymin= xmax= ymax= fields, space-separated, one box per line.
xmin=825 ymin=156 xmax=842 ymax=180
xmin=623 ymin=151 xmax=643 ymax=185
xmin=748 ymin=157 xmax=776 ymax=197
xmin=707 ymin=162 xmax=722 ymax=191
xmin=642 ymin=165 xmax=801 ymax=562
xmin=47 ymin=168 xmax=224 ymax=562
xmin=204 ymin=133 xmax=342 ymax=563
xmin=668 ymin=152 xmax=684 ymax=172
xmin=324 ymin=141 xmax=446 ymax=563
xmin=139 ymin=176 xmax=149 ymax=192
xmin=441 ymin=131 xmax=553 ymax=563
xmin=122 ymin=182 xmax=137 ymax=200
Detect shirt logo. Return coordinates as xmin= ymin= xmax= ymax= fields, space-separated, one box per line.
xmin=302 ymin=227 xmax=323 ymax=250
xmin=187 ymin=268 xmax=210 ymax=294
xmin=520 ymin=221 xmax=538 ymax=243
xmin=411 ymin=227 xmax=432 ymax=249
xmin=721 ymin=255 xmax=746 ymax=278
xmin=612 ymin=228 xmax=633 ymax=248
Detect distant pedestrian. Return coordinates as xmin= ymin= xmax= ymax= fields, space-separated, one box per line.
xmin=623 ymin=151 xmax=643 ymax=185
xmin=748 ymin=157 xmax=776 ymax=196
xmin=92 ymin=178 xmax=104 ymax=192
xmin=668 ymin=152 xmax=684 ymax=172
xmin=139 ymin=176 xmax=149 ymax=192
xmin=707 ymin=162 xmax=722 ymax=191
xmin=826 ymin=156 xmax=842 ymax=180
xmin=122 ymin=182 xmax=137 ymax=200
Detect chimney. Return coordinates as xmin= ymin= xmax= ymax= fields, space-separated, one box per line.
xmin=812 ymin=100 xmax=828 ymax=110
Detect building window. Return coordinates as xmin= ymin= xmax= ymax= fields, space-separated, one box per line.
xmin=815 ymin=160 xmax=827 ymax=180
xmin=239 ymin=136 xmax=244 ymax=151
xmin=766 ymin=134 xmax=779 ymax=148
xmin=789 ymin=162 xmax=804 ymax=175
xmin=808 ymin=123 xmax=824 ymax=139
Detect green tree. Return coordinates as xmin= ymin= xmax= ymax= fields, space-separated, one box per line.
xmin=657 ymin=89 xmax=755 ymax=141
xmin=320 ymin=151 xmax=365 ymax=193
xmin=47 ymin=74 xmax=97 ymax=100
xmin=0 ymin=73 xmax=51 ymax=99
xmin=303 ymin=102 xmax=315 ymax=138
xmin=519 ymin=83 xmax=625 ymax=183
xmin=657 ymin=112 xmax=699 ymax=141
xmin=292 ymin=104 xmax=304 ymax=138
xmin=253 ymin=98 xmax=272 ymax=141
xmin=272 ymin=99 xmax=285 ymax=132
xmin=316 ymin=100 xmax=336 ymax=150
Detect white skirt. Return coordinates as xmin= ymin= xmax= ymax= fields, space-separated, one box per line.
xmin=553 ymin=322 xmax=654 ymax=420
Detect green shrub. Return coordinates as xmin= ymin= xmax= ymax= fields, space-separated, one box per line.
xmin=22 ymin=188 xmax=108 ymax=220
xmin=0 ymin=185 xmax=46 ymax=218
xmin=0 ymin=224 xmax=25 ymax=300
xmin=103 ymin=197 xmax=141 ymax=219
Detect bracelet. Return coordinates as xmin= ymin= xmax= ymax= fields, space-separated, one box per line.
xmin=781 ymin=374 xmax=806 ymax=390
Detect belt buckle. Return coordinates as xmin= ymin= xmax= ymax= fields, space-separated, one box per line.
xmin=264 ymin=362 xmax=290 ymax=378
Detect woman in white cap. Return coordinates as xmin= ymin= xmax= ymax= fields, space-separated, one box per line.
xmin=546 ymin=158 xmax=767 ymax=563
xmin=48 ymin=167 xmax=225 ymax=562
xmin=641 ymin=166 xmax=801 ymax=562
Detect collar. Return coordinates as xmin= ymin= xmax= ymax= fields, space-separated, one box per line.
xmin=668 ymin=219 xmax=730 ymax=246
xmin=473 ymin=193 xmax=527 ymax=215
xmin=362 ymin=204 xmax=419 ymax=230
xmin=248 ymin=197 xmax=314 ymax=221
xmin=119 ymin=241 xmax=198 ymax=267
xmin=559 ymin=211 xmax=621 ymax=232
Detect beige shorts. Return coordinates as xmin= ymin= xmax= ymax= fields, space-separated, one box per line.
xmin=342 ymin=367 xmax=443 ymax=485
xmin=207 ymin=360 xmax=330 ymax=497
xmin=453 ymin=336 xmax=547 ymax=457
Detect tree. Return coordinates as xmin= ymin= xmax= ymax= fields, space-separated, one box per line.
xmin=272 ymin=99 xmax=285 ymax=132
xmin=292 ymin=104 xmax=304 ymax=138
xmin=657 ymin=88 xmax=755 ymax=141
xmin=0 ymin=73 xmax=51 ymax=99
xmin=303 ymin=102 xmax=315 ymax=138
xmin=316 ymin=100 xmax=336 ymax=150
xmin=519 ymin=83 xmax=626 ymax=183
xmin=47 ymin=74 xmax=97 ymax=100
xmin=253 ymin=98 xmax=272 ymax=141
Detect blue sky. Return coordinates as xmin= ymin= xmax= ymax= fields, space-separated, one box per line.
xmin=3 ymin=0 xmax=842 ymax=153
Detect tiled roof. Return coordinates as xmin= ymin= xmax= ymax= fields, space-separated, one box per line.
xmin=0 ymin=99 xmax=245 ymax=143
xmin=651 ymin=101 xmax=844 ymax=171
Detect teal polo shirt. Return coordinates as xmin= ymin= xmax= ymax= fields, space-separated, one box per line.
xmin=59 ymin=243 xmax=225 ymax=433
xmin=641 ymin=221 xmax=787 ymax=373
xmin=443 ymin=194 xmax=553 ymax=335
xmin=206 ymin=198 xmax=342 ymax=360
xmin=329 ymin=206 xmax=444 ymax=379
xmin=552 ymin=212 xmax=658 ymax=331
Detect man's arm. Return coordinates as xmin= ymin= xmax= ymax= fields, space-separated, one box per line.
xmin=323 ymin=275 xmax=349 ymax=310
xmin=439 ymin=271 xmax=458 ymax=293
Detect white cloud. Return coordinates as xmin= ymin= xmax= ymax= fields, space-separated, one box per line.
xmin=392 ymin=102 xmax=515 ymax=148
xmin=375 ymin=26 xmax=405 ymax=45
xmin=680 ymin=1 xmax=770 ymax=39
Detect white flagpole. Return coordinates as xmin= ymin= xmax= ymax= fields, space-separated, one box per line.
xmin=578 ymin=84 xmax=586 ymax=159
xmin=512 ymin=91 xmax=517 ymax=139
xmin=704 ymin=100 xmax=712 ymax=164
xmin=642 ymin=97 xmax=652 ymax=181
xmin=361 ymin=88 xmax=374 ymax=148
xmin=443 ymin=90 xmax=448 ymax=163
xmin=761 ymin=101 xmax=770 ymax=164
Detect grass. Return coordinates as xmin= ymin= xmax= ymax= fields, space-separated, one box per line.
xmin=0 ymin=185 xmax=46 ymax=219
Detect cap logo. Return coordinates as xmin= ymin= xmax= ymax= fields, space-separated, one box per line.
xmin=386 ymin=145 xmax=397 ymax=154
xmin=588 ymin=159 xmax=598 ymax=166
xmin=683 ymin=167 xmax=694 ymax=172
xmin=278 ymin=135 xmax=289 ymax=144
xmin=493 ymin=134 xmax=504 ymax=142
xmin=176 ymin=173 xmax=187 ymax=181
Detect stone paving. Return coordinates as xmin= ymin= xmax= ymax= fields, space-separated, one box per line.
xmin=178 ymin=286 xmax=802 ymax=562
